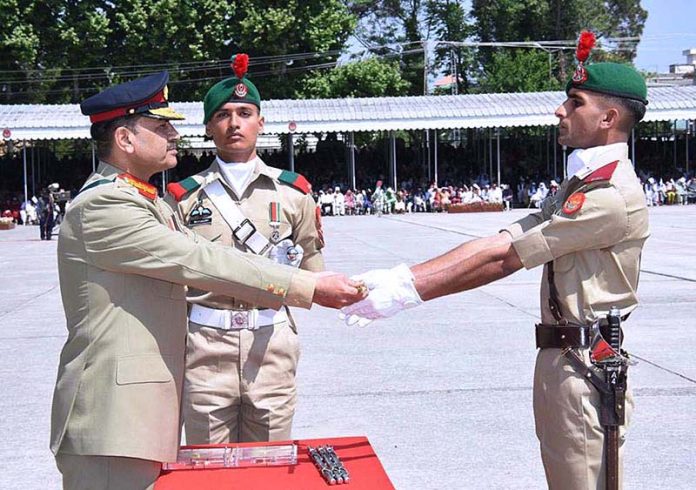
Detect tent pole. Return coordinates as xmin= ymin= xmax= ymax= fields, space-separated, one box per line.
xmin=288 ymin=133 xmax=295 ymax=172
xmin=349 ymin=132 xmax=356 ymax=190
xmin=488 ymin=128 xmax=493 ymax=182
xmin=553 ymin=126 xmax=558 ymax=179
xmin=23 ymin=142 xmax=28 ymax=205
xmin=631 ymin=128 xmax=636 ymax=167
xmin=685 ymin=121 xmax=690 ymax=174
xmin=563 ymin=146 xmax=568 ymax=180
xmin=390 ymin=131 xmax=397 ymax=189
xmin=496 ymin=128 xmax=501 ymax=186
xmin=434 ymin=129 xmax=439 ymax=186
xmin=91 ymin=141 xmax=96 ymax=172
xmin=31 ymin=142 xmax=35 ymax=196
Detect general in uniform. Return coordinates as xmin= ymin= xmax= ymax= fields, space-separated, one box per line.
xmin=50 ymin=71 xmax=360 ymax=490
xmin=167 ymin=54 xmax=324 ymax=444
xmin=342 ymin=32 xmax=649 ymax=489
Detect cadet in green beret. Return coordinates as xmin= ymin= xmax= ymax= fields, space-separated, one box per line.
xmin=167 ymin=54 xmax=325 ymax=444
xmin=341 ymin=31 xmax=649 ymax=489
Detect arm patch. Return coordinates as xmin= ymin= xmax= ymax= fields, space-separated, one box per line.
xmin=167 ymin=176 xmax=201 ymax=201
xmin=278 ymin=170 xmax=311 ymax=194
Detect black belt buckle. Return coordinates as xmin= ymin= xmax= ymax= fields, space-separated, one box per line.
xmin=233 ymin=218 xmax=256 ymax=244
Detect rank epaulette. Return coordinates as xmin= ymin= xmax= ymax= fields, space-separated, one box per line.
xmin=582 ymin=160 xmax=619 ymax=184
xmin=278 ymin=170 xmax=311 ymax=194
xmin=167 ymin=176 xmax=201 ymax=201
xmin=119 ymin=173 xmax=158 ymax=200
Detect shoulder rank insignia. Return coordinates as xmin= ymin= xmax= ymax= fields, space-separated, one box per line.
xmin=278 ymin=170 xmax=311 ymax=195
xmin=562 ymin=192 xmax=586 ymax=215
xmin=119 ymin=173 xmax=157 ymax=200
xmin=167 ymin=176 xmax=202 ymax=201
xmin=583 ymin=160 xmax=619 ymax=184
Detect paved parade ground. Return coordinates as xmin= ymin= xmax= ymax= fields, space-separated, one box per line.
xmin=1 ymin=206 xmax=694 ymax=489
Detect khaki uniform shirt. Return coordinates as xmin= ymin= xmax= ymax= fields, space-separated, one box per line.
xmin=50 ymin=162 xmax=315 ymax=463
xmin=168 ymin=157 xmax=324 ymax=311
xmin=503 ymin=144 xmax=649 ymax=325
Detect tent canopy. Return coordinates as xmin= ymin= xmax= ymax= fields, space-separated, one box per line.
xmin=1 ymin=86 xmax=695 ymax=141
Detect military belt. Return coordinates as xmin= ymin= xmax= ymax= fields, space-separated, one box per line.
xmin=535 ymin=323 xmax=623 ymax=349
xmin=189 ymin=304 xmax=287 ymax=331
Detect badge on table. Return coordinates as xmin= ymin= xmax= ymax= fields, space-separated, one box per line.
xmin=269 ymin=202 xmax=281 ymax=243
xmin=187 ymin=199 xmax=213 ymax=226
xmin=562 ymin=192 xmax=585 ymax=215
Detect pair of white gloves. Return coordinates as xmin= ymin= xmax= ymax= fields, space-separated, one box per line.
xmin=339 ymin=263 xmax=423 ymax=327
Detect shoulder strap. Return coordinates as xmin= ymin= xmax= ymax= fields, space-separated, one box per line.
xmin=203 ymin=179 xmax=271 ymax=256
xmin=546 ymin=261 xmax=566 ymax=323
xmin=167 ymin=176 xmax=202 ymax=201
xmin=75 ymin=178 xmax=115 ymax=198
xmin=278 ymin=170 xmax=311 ymax=194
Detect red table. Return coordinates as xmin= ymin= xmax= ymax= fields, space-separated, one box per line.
xmin=155 ymin=436 xmax=395 ymax=490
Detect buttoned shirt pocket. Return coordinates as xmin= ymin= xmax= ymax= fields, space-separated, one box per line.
xmin=116 ymin=354 xmax=174 ymax=385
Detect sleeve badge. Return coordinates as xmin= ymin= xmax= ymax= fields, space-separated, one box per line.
xmin=562 ymin=192 xmax=586 ymax=215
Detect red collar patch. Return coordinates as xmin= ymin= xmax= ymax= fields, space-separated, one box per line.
xmin=562 ymin=192 xmax=586 ymax=215
xmin=584 ymin=160 xmax=619 ymax=184
xmin=119 ymin=173 xmax=158 ymax=200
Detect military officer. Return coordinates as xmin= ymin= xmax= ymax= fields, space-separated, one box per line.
xmin=166 ymin=54 xmax=324 ymax=444
xmin=50 ymin=71 xmax=364 ymax=490
xmin=342 ymin=33 xmax=649 ymax=489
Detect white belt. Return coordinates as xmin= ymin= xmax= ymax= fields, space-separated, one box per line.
xmin=189 ymin=304 xmax=287 ymax=331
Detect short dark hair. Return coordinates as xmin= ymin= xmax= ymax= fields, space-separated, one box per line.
xmin=598 ymin=94 xmax=647 ymax=130
xmin=90 ymin=115 xmax=141 ymax=160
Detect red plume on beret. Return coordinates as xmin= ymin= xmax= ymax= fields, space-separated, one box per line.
xmin=576 ymin=31 xmax=596 ymax=63
xmin=231 ymin=54 xmax=249 ymax=79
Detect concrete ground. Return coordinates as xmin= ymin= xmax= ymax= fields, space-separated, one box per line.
xmin=0 ymin=206 xmax=694 ymax=489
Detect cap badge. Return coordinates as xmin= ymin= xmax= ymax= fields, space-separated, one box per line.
xmin=572 ymin=65 xmax=588 ymax=84
xmin=234 ymin=83 xmax=248 ymax=98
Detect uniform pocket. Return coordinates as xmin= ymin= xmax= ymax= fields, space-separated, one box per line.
xmin=116 ymin=354 xmax=174 ymax=385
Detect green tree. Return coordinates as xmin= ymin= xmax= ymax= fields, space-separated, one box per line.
xmin=478 ymin=49 xmax=562 ymax=93
xmin=300 ymin=57 xmax=410 ymax=98
xmin=472 ymin=0 xmax=647 ymax=84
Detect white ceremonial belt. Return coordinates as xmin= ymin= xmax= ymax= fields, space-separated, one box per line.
xmin=189 ymin=303 xmax=287 ymax=331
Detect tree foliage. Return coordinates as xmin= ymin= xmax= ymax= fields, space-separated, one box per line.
xmin=300 ymin=58 xmax=410 ymax=98
xmin=0 ymin=0 xmax=648 ymax=103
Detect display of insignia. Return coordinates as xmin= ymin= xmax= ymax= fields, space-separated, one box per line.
xmin=187 ymin=199 xmax=213 ymax=226
xmin=269 ymin=201 xmax=282 ymax=243
xmin=286 ymin=246 xmax=299 ymax=263
xmin=234 ymin=82 xmax=248 ymax=98
xmin=572 ymin=64 xmax=588 ymax=84
xmin=562 ymin=192 xmax=586 ymax=215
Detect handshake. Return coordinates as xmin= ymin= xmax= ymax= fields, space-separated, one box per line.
xmin=312 ymin=263 xmax=422 ymax=326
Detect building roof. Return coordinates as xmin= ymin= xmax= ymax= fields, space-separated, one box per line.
xmin=1 ymin=86 xmax=695 ymax=141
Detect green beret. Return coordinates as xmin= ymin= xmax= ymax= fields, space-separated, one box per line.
xmin=203 ymin=77 xmax=261 ymax=124
xmin=566 ymin=62 xmax=648 ymax=105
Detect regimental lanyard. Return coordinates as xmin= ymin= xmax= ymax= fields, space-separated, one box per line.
xmin=269 ymin=202 xmax=281 ymax=243
xmin=203 ymin=179 xmax=271 ymax=255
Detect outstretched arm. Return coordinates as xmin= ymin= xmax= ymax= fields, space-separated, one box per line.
xmin=412 ymin=231 xmax=523 ymax=301
xmin=341 ymin=232 xmax=523 ymax=322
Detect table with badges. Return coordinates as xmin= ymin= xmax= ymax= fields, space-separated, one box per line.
xmin=154 ymin=436 xmax=395 ymax=490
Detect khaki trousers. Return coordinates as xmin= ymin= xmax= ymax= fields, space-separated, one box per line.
xmin=55 ymin=453 xmax=161 ymax=490
xmin=533 ymin=348 xmax=634 ymax=490
xmin=183 ymin=320 xmax=300 ymax=444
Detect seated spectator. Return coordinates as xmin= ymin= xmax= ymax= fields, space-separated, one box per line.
xmin=344 ymin=189 xmax=356 ymax=215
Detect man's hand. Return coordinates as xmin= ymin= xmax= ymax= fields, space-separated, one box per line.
xmin=312 ymin=271 xmax=367 ymax=309
xmin=339 ymin=263 xmax=423 ymax=325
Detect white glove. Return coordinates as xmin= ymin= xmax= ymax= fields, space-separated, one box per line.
xmin=339 ymin=263 xmax=423 ymax=325
xmin=269 ymin=239 xmax=304 ymax=267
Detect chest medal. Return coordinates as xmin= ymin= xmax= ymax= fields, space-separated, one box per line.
xmin=269 ymin=202 xmax=282 ymax=243
xmin=187 ymin=199 xmax=213 ymax=227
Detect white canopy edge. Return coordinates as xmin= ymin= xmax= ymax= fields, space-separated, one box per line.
xmin=1 ymin=86 xmax=694 ymax=141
